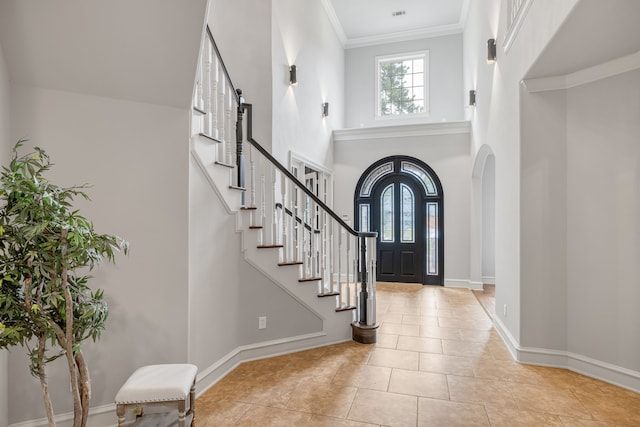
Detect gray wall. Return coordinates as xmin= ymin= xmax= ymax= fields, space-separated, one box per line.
xmin=0 ymin=39 xmax=10 ymax=427
xmin=345 ymin=34 xmax=463 ymax=128
xmin=8 ymin=85 xmax=191 ymax=423
xmin=188 ymin=155 xmax=323 ymax=376
xmin=566 ymin=69 xmax=640 ymax=371
xmin=520 ymin=88 xmax=568 ymax=351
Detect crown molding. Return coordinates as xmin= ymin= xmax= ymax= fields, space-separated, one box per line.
xmin=522 ymin=49 xmax=640 ymax=93
xmin=321 ymin=0 xmax=466 ymax=50
xmin=333 ymin=121 xmax=471 ymax=142
xmin=345 ymin=24 xmax=463 ymax=49
xmin=320 ymin=0 xmax=347 ymax=47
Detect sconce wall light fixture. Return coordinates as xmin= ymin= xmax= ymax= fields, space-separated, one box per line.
xmin=487 ymin=38 xmax=497 ymax=64
xmin=289 ymin=65 xmax=298 ymax=86
xmin=469 ymin=90 xmax=476 ymax=108
xmin=322 ymin=102 xmax=329 ymax=117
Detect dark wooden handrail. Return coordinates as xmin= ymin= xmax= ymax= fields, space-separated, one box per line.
xmin=206 ymin=27 xmax=241 ymax=105
xmin=275 ymin=203 xmax=321 ymax=234
xmin=242 ymin=102 xmax=375 ymax=239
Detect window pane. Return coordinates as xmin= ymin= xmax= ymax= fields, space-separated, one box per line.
xmin=378 ymin=52 xmax=428 ymax=117
xmin=414 ymin=59 xmax=424 ymax=73
xmin=401 ymin=184 xmax=414 ymax=243
xmin=360 ymin=204 xmax=370 ymax=233
xmin=427 ymin=202 xmax=438 ymax=275
xmin=401 ymin=161 xmax=438 ymax=195
xmin=381 ymin=184 xmax=394 ymax=242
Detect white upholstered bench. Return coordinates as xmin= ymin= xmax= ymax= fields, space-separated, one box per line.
xmin=115 ymin=364 xmax=197 ymax=427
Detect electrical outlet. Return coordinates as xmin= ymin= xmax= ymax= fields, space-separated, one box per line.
xmin=503 ymin=304 xmax=507 ymax=317
xmin=258 ymin=316 xmax=267 ymax=329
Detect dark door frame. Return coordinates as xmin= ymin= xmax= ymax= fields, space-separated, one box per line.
xmin=354 ymin=155 xmax=444 ymax=285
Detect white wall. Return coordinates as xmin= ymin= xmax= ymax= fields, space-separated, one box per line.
xmin=345 ymin=34 xmax=463 ymax=129
xmin=481 ymin=154 xmax=495 ymax=282
xmin=566 ymin=69 xmax=640 ymax=372
xmin=8 ymin=85 xmax=190 ymax=424
xmin=333 ymin=130 xmax=471 ymax=285
xmin=0 ymin=40 xmax=10 ymax=427
xmin=271 ymin=0 xmax=345 ymax=168
xmin=463 ymin=0 xmax=580 ymax=345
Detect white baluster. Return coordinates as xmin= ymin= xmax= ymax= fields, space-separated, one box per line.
xmin=217 ymin=64 xmax=226 ymax=159
xmin=337 ymin=225 xmax=342 ymax=308
xmin=271 ymin=166 xmax=278 ymax=245
xmin=203 ymin=40 xmax=213 ymax=136
xmin=281 ymin=176 xmax=288 ymax=262
xmin=211 ymin=46 xmax=219 ymax=141
xmin=250 ymin=145 xmax=256 ymax=208
xmin=336 ymin=218 xmax=342 ymax=307
xmin=226 ymin=86 xmax=234 ymax=166
xmin=260 ymin=173 xmax=266 ymax=246
xmin=288 ymin=181 xmax=296 ymax=263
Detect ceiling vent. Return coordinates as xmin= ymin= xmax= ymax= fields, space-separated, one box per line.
xmin=392 ymin=10 xmax=406 ymax=17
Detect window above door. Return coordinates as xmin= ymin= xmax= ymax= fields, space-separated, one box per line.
xmin=375 ymin=51 xmax=430 ymax=120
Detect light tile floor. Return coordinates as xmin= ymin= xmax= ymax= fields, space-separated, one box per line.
xmin=196 ymin=282 xmax=640 ymax=426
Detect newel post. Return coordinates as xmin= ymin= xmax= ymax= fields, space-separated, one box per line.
xmin=236 ymin=89 xmax=246 ymax=202
xmin=352 ymin=234 xmax=379 ymax=344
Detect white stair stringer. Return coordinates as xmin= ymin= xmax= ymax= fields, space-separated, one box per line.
xmin=192 ymin=136 xmax=243 ymax=214
xmin=191 ymin=140 xmax=354 ymax=345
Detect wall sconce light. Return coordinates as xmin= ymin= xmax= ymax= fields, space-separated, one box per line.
xmin=487 ymin=38 xmax=497 ymax=64
xmin=322 ymin=102 xmax=329 ymax=117
xmin=289 ymin=65 xmax=298 ymax=86
xmin=469 ymin=90 xmax=476 ymax=107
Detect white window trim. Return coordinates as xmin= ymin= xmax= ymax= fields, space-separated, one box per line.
xmin=374 ymin=50 xmax=430 ymax=121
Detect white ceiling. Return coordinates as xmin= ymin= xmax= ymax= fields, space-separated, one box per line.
xmin=325 ymin=0 xmax=468 ymax=48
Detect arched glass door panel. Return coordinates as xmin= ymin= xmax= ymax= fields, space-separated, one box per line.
xmin=381 ymin=184 xmax=394 ymax=242
xmin=401 ymin=183 xmax=414 ymax=243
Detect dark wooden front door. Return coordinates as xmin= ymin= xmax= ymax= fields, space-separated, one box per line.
xmin=372 ymin=176 xmax=424 ymax=283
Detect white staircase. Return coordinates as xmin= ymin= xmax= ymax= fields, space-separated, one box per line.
xmin=189 ymin=27 xmax=378 ymax=344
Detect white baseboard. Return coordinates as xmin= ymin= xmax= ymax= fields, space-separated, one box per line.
xmin=481 ymin=276 xmax=495 ymax=285
xmin=493 ymin=316 xmax=640 ymax=393
xmin=195 ymin=331 xmax=334 ymax=395
xmin=444 ymin=278 xmax=483 ymax=290
xmin=9 ymin=403 xmax=117 ymax=427
xmin=9 ymin=332 xmax=349 ymax=427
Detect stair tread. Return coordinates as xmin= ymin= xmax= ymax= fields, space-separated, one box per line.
xmin=193 ymin=106 xmax=206 ymax=115
xmin=336 ymin=305 xmax=357 ymax=312
xmin=215 ymin=161 xmax=235 ymax=168
xmin=257 ymin=244 xmax=284 ymax=249
xmin=298 ymin=277 xmax=322 ymax=282
xmin=241 ymin=206 xmax=258 ymax=210
xmin=198 ymin=132 xmax=221 ymax=143
xmin=229 ymin=185 xmax=246 ymax=191
xmin=318 ymin=291 xmax=341 ymax=297
xmin=278 ymin=261 xmax=303 ymax=266
xmin=249 ymin=225 xmax=263 ymax=229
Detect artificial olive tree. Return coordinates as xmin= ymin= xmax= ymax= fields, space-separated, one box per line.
xmin=0 ymin=141 xmax=128 ymax=427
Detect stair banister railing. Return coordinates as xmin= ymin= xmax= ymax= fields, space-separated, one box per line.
xmin=194 ymin=26 xmax=378 ymax=333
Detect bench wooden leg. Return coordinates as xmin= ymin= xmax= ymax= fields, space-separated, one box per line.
xmin=178 ymin=400 xmax=186 ymax=427
xmin=189 ymin=379 xmax=196 ymax=423
xmin=116 ymin=404 xmax=125 ymax=427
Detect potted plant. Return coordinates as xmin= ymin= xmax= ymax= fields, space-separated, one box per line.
xmin=0 ymin=141 xmax=128 ymax=427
